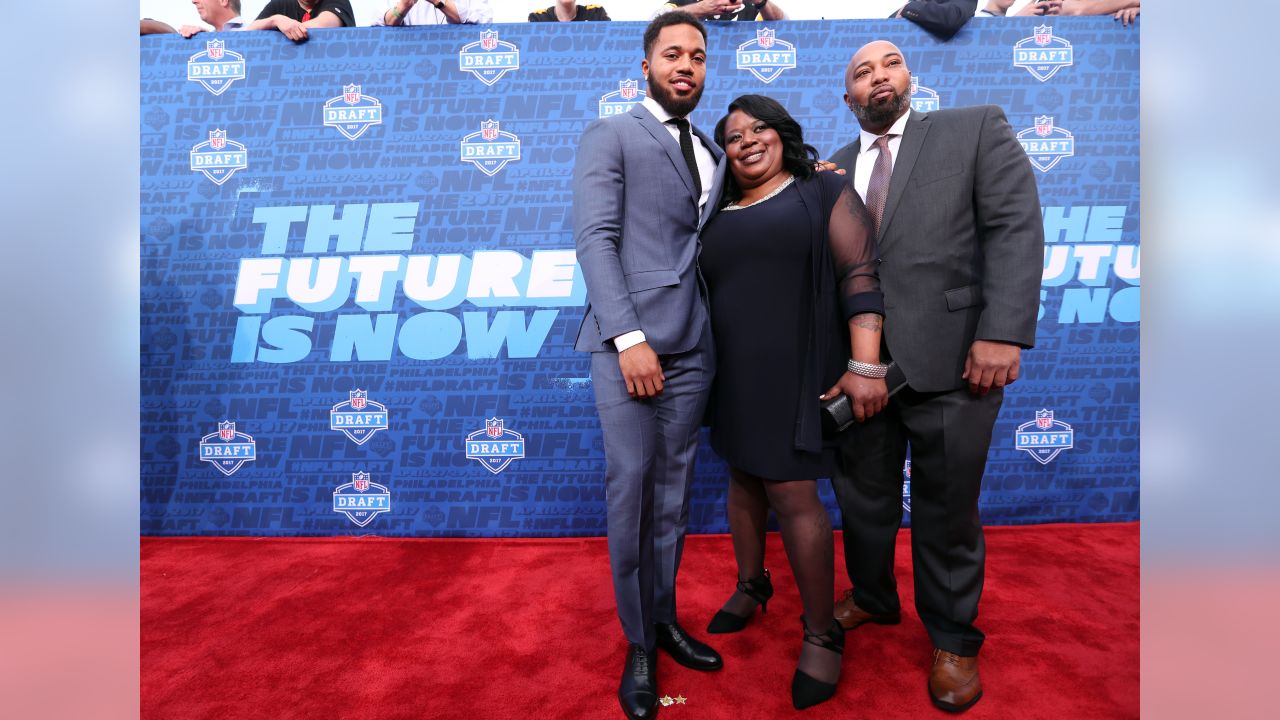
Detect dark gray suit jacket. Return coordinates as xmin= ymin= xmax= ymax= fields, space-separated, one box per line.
xmin=573 ymin=104 xmax=725 ymax=355
xmin=830 ymin=106 xmax=1043 ymax=393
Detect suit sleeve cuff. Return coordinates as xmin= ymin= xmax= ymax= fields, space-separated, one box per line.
xmin=612 ymin=330 xmax=646 ymax=352
xmin=974 ymin=334 xmax=1035 ymax=351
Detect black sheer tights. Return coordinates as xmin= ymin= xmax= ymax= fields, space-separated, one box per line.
xmin=721 ymin=467 xmax=841 ymax=684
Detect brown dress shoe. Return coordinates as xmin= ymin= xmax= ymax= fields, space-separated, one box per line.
xmin=928 ymin=649 xmax=982 ymax=713
xmin=833 ymin=590 xmax=901 ymax=631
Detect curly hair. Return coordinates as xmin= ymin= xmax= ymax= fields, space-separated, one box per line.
xmin=713 ymin=94 xmax=819 ymax=205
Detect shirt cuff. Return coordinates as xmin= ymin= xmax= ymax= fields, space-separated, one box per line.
xmin=612 ymin=330 xmax=646 ymax=352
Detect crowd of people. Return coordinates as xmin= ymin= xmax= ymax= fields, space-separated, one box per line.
xmin=142 ymin=0 xmax=1138 ymax=39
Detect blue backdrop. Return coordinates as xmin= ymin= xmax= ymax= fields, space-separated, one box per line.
xmin=140 ymin=18 xmax=1140 ymax=536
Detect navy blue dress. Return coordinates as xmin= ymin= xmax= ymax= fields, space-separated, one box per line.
xmin=700 ymin=172 xmax=881 ymax=481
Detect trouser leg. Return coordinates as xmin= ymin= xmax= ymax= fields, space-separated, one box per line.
xmin=831 ymin=400 xmax=910 ymax=616
xmin=650 ymin=336 xmax=714 ymax=624
xmin=592 ymin=333 xmax=713 ymax=643
xmin=593 ymin=351 xmax=659 ymax=649
xmin=899 ymin=387 xmax=1002 ymax=656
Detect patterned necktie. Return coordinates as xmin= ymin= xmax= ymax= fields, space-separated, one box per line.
xmin=668 ymin=117 xmax=703 ymax=199
xmin=866 ymin=134 xmax=896 ymax=235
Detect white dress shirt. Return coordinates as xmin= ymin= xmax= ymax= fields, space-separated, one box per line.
xmin=639 ymin=96 xmax=716 ymax=211
xmin=853 ymin=109 xmax=911 ymax=204
xmin=371 ymin=0 xmax=493 ymax=25
xmin=612 ymin=96 xmax=716 ymax=352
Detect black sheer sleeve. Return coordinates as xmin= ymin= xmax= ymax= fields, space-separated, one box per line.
xmin=827 ymin=183 xmax=884 ymax=319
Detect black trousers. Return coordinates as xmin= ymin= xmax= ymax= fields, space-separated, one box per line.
xmin=831 ymin=385 xmax=1003 ymax=657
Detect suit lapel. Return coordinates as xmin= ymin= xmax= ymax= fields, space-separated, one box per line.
xmin=878 ymin=112 xmax=930 ymax=248
xmin=632 ymin=105 xmax=700 ymax=206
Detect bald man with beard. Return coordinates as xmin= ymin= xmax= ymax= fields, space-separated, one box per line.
xmin=826 ymin=40 xmax=1044 ymax=713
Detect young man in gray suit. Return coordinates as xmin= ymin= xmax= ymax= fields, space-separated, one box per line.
xmin=827 ymin=40 xmax=1044 ymax=713
xmin=572 ymin=11 xmax=726 ymax=720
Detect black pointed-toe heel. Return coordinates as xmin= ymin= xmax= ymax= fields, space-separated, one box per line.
xmin=706 ymin=569 xmax=773 ymax=634
xmin=791 ymin=618 xmax=845 ymax=710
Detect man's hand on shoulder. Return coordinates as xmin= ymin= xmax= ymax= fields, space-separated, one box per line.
xmin=963 ymin=340 xmax=1021 ymax=395
xmin=618 ymin=342 xmax=665 ymax=399
xmin=814 ymin=159 xmax=846 ymax=176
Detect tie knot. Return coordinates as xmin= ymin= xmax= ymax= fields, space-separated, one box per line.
xmin=668 ymin=117 xmax=690 ymax=131
xmin=874 ymin=134 xmax=895 ymax=150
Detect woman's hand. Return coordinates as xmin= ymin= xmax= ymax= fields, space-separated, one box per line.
xmin=821 ymin=372 xmax=888 ymax=422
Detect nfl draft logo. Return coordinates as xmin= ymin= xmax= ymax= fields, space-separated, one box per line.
xmin=910 ymin=76 xmax=940 ymax=113
xmin=330 ymin=389 xmax=389 ymax=445
xmin=333 ymin=471 xmax=391 ymax=528
xmin=190 ymin=129 xmax=247 ymax=185
xmin=600 ymin=79 xmax=646 ymax=118
xmin=902 ymin=459 xmax=912 ymax=513
xmin=198 ymin=420 xmax=256 ymax=476
xmin=465 ymin=418 xmax=525 ymax=474
xmin=323 ymin=84 xmax=383 ymax=140
xmin=1013 ymin=25 xmax=1073 ymax=82
xmin=736 ymin=28 xmax=797 ymax=84
xmin=1015 ymin=409 xmax=1075 ymax=465
xmin=1017 ymin=116 xmax=1075 ymax=172
xmin=458 ymin=30 xmax=520 ymax=86
xmin=187 ymin=39 xmax=245 ymax=95
xmin=461 ymin=119 xmax=521 ymax=176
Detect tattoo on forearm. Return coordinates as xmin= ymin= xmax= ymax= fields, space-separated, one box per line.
xmin=853 ymin=313 xmax=882 ymax=331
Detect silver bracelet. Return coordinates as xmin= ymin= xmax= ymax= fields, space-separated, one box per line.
xmin=847 ymin=359 xmax=890 ymax=378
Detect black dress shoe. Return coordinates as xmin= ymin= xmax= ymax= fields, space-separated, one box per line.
xmin=619 ymin=644 xmax=658 ymax=720
xmin=655 ymin=622 xmax=723 ymax=671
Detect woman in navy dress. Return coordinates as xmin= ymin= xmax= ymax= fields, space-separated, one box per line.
xmin=699 ymin=94 xmax=888 ymax=709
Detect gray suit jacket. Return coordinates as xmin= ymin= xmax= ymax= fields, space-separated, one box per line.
xmin=573 ymin=104 xmax=726 ymax=355
xmin=830 ymin=106 xmax=1044 ymax=392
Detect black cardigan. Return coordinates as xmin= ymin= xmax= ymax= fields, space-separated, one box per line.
xmin=791 ymin=173 xmax=884 ymax=453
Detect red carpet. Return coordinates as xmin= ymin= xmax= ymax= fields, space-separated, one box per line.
xmin=142 ymin=524 xmax=1138 ymax=719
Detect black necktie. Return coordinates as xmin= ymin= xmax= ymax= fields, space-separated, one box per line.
xmin=668 ymin=117 xmax=703 ymax=199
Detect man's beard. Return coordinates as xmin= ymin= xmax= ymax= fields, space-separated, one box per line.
xmin=851 ymin=87 xmax=910 ymax=128
xmin=649 ymin=77 xmax=704 ymax=118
